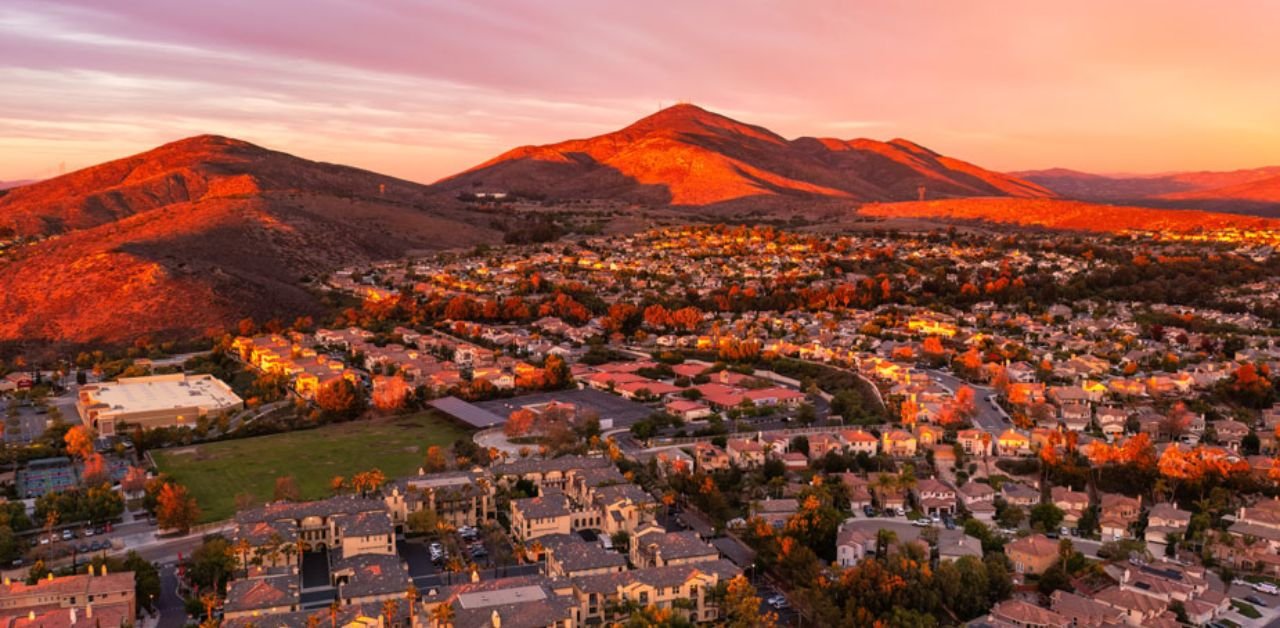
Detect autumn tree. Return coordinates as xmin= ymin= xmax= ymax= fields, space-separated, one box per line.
xmin=505 ymin=408 xmax=536 ymax=438
xmin=274 ymin=476 xmax=302 ymax=502
xmin=156 ymin=483 xmax=200 ymax=534
xmin=423 ymin=446 xmax=448 ymax=473
xmin=64 ymin=425 xmax=95 ymax=461
xmin=723 ymin=574 xmax=776 ymax=628
xmin=316 ymin=379 xmax=365 ymax=420
xmin=371 ymin=375 xmax=411 ymax=412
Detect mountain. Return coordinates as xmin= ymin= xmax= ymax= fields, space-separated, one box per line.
xmin=861 ymin=198 xmax=1280 ymax=233
xmin=1015 ymin=167 xmax=1280 ymax=215
xmin=437 ymin=104 xmax=1054 ymax=208
xmin=0 ymin=135 xmax=496 ymax=355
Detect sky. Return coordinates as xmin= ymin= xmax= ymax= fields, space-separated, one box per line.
xmin=3 ymin=0 xmax=1280 ymax=183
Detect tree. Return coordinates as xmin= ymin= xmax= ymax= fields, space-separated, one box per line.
xmin=156 ymin=482 xmax=200 ymax=534
xmin=316 ymin=379 xmax=365 ymax=420
xmin=64 ymin=425 xmax=95 ymax=460
xmin=505 ymin=408 xmax=536 ymax=438
xmin=406 ymin=509 xmax=439 ymax=535
xmin=1029 ymin=503 xmax=1065 ymax=532
xmin=273 ymin=475 xmax=301 ymax=502
xmin=723 ymin=574 xmax=776 ymax=628
xmin=423 ymin=446 xmax=448 ymax=473
xmin=329 ymin=475 xmax=346 ymax=496
xmin=429 ymin=602 xmax=455 ymax=628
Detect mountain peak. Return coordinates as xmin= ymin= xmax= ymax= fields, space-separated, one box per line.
xmin=441 ymin=105 xmax=1053 ymax=206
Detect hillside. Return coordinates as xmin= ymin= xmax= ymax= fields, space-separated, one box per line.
xmin=0 ymin=136 xmax=497 ymax=354
xmin=437 ymin=104 xmax=1053 ymax=208
xmin=1015 ymin=167 xmax=1280 ymax=216
xmin=860 ymin=198 xmax=1280 ymax=234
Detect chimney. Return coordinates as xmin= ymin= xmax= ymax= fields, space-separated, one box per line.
xmin=491 ymin=610 xmax=501 ymax=628
xmin=47 ymin=573 xmax=54 ymax=581
xmin=86 ymin=604 xmax=92 ymax=619
xmin=70 ymin=607 xmax=77 ymax=624
xmin=101 ymin=564 xmax=107 ymax=575
xmin=27 ymin=611 xmax=34 ymax=621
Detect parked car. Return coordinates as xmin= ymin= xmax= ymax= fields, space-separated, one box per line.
xmin=1254 ymin=582 xmax=1280 ymax=595
xmin=894 ymin=507 xmax=905 ymax=517
xmin=1245 ymin=595 xmax=1269 ymax=607
xmin=61 ymin=529 xmax=73 ymax=541
xmin=862 ymin=505 xmax=876 ymax=517
xmin=767 ymin=595 xmax=790 ymax=610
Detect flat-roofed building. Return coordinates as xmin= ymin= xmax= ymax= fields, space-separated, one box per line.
xmin=77 ymin=373 xmax=243 ymax=436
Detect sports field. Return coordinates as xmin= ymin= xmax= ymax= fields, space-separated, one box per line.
xmin=152 ymin=412 xmax=471 ymax=522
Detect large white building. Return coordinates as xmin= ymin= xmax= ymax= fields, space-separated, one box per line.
xmin=77 ymin=373 xmax=243 ymax=436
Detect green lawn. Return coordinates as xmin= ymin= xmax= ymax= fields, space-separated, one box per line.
xmin=152 ymin=412 xmax=471 ymax=522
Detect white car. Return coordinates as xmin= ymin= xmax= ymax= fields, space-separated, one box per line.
xmin=1254 ymin=582 xmax=1280 ymax=595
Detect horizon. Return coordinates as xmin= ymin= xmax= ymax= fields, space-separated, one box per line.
xmin=3 ymin=1 xmax=1280 ymax=183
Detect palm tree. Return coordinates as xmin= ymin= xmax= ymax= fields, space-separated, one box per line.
xmin=381 ymin=598 xmax=399 ymax=627
xmin=234 ymin=538 xmax=252 ymax=576
xmin=875 ymin=528 xmax=897 ymax=559
xmin=405 ymin=583 xmax=419 ymax=627
xmin=200 ymin=591 xmax=219 ymax=622
xmin=282 ymin=542 xmax=297 ymax=567
xmin=429 ymin=602 xmax=455 ymax=628
xmin=306 ymin=613 xmax=323 ymax=628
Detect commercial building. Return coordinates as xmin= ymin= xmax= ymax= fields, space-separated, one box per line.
xmin=77 ymin=373 xmax=243 ymax=436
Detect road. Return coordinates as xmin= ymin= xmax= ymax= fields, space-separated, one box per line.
xmin=928 ymin=369 xmax=1008 ymax=436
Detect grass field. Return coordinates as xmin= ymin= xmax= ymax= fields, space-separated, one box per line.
xmin=152 ymin=412 xmax=471 ymax=522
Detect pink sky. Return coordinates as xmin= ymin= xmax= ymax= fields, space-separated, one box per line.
xmin=2 ymin=0 xmax=1279 ymax=183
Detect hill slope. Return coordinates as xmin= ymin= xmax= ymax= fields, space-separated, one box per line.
xmin=1015 ymin=167 xmax=1280 ymax=215
xmin=0 ymin=136 xmax=496 ymax=354
xmin=861 ymin=198 xmax=1280 ymax=233
xmin=438 ymin=104 xmax=1053 ymax=208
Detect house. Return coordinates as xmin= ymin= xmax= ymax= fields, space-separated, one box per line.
xmin=631 ymin=530 xmax=719 ymax=568
xmin=1005 ymin=534 xmax=1059 ymax=575
xmin=753 ymin=499 xmax=799 ymax=528
xmin=0 ymin=570 xmax=136 ymax=628
xmin=570 ymin=560 xmax=740 ymax=625
xmin=1001 ymin=482 xmax=1040 ymax=509
xmin=840 ymin=429 xmax=879 ymax=456
xmin=836 ymin=522 xmax=874 ymax=567
xmin=913 ymin=478 xmax=956 ymax=517
xmin=956 ymin=429 xmax=992 ymax=457
xmin=1145 ymin=502 xmax=1192 ymax=550
xmin=1097 ymin=407 xmax=1128 ymax=440
xmin=691 ymin=443 xmax=729 ymax=472
xmin=1215 ymin=419 xmax=1251 ymax=451
xmin=541 ymin=534 xmax=628 ymax=578
xmin=838 ymin=474 xmax=874 ymax=510
xmin=986 ymin=599 xmax=1070 ymax=627
xmin=665 ymin=399 xmax=713 ymax=421
xmin=959 ymin=482 xmax=997 ymax=521
xmin=881 ymin=430 xmax=917 ymax=457
xmin=1099 ymin=493 xmax=1141 ymax=540
xmin=1049 ymin=590 xmax=1125 ymax=627
xmin=726 ymin=439 xmax=765 ymax=468
xmin=1050 ymin=486 xmax=1090 ymax=528
xmin=915 ymin=424 xmax=943 ymax=448
xmin=936 ymin=530 xmax=983 ymax=562
xmin=997 ymin=430 xmax=1032 ymax=457
xmin=510 ymin=489 xmax=574 ymax=542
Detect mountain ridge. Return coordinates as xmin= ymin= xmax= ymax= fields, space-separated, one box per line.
xmin=437 ymin=103 xmax=1054 ymax=207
